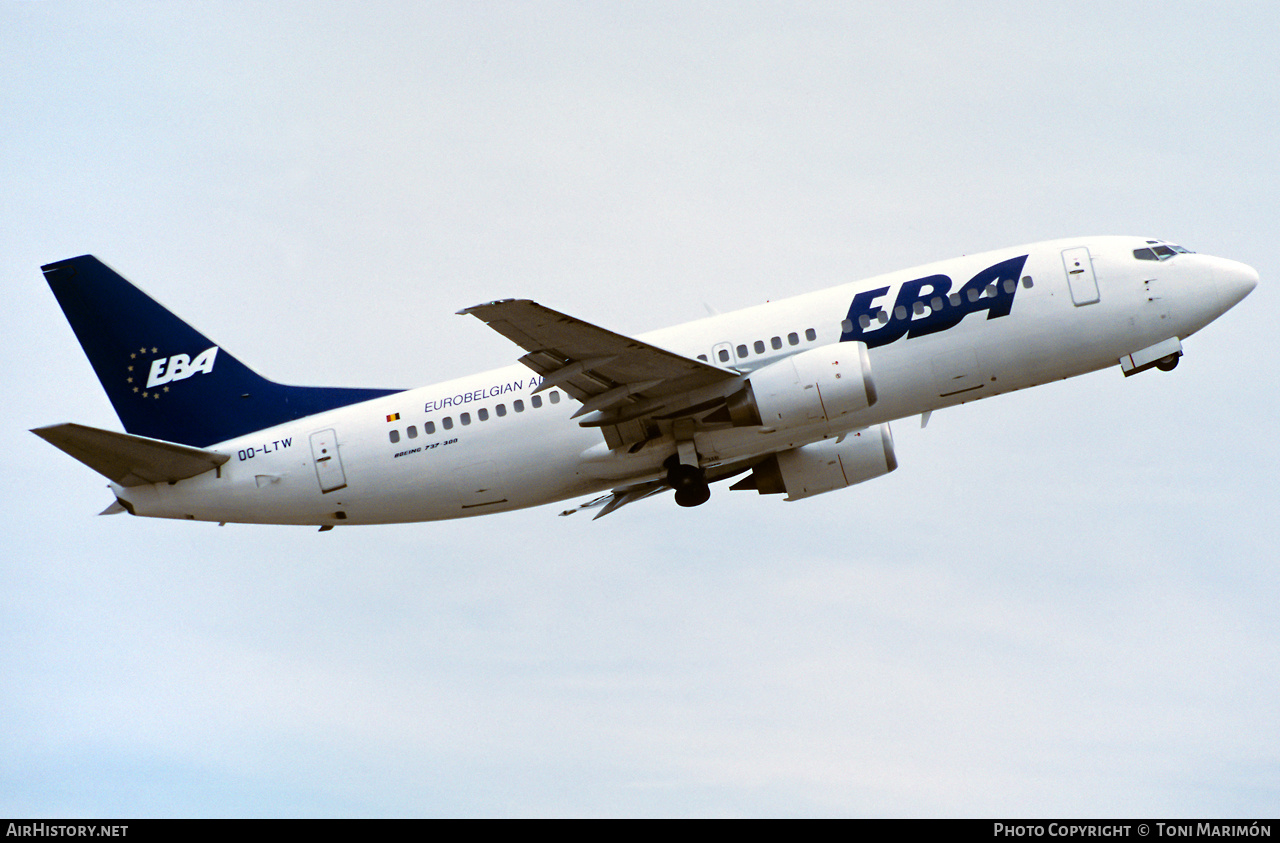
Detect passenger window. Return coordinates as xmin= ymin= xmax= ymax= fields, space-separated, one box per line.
xmin=894 ymin=305 xmax=907 ymax=320
xmin=478 ymin=408 xmax=489 ymax=421
xmin=771 ymin=336 xmax=782 ymax=350
xmin=443 ymin=417 xmax=453 ymax=430
xmin=718 ymin=348 xmax=731 ymax=362
xmin=698 ymin=354 xmax=708 ymax=361
xmin=514 ymin=399 xmax=525 ymax=412
xmin=985 ymin=284 xmax=997 ymax=297
xmin=460 ymin=412 xmax=471 ymax=425
xmin=753 ymin=340 xmax=765 ymax=354
xmin=913 ymin=301 xmax=925 ymax=315
xmin=787 ymin=332 xmax=799 ymax=346
xmin=805 ymin=328 xmax=816 ymax=341
xmin=1003 ymin=279 xmax=1016 ymax=294
xmin=966 ymin=288 xmax=980 ymax=303
xmin=549 ymin=391 xmax=561 ymax=404
xmin=858 ymin=315 xmax=872 ymax=329
xmin=931 ymin=296 xmax=944 ymax=311
xmin=425 ymin=421 xmax=436 ymax=434
xmin=1022 ymin=276 xmax=1034 ymax=288
xmin=389 ymin=430 xmax=400 ymax=444
xmin=877 ymin=311 xmax=889 ymax=324
xmin=949 ymin=294 xmax=961 ymax=307
xmin=736 ymin=344 xmax=748 ymax=358
xmin=496 ymin=404 xmax=506 ymax=417
xmin=532 ymin=395 xmax=543 ymax=409
xmin=841 ymin=319 xmax=853 ymax=333
xmin=407 ymin=425 xmax=418 ymax=439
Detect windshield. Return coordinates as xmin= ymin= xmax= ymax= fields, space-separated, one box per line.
xmin=1134 ymin=240 xmax=1193 ymax=261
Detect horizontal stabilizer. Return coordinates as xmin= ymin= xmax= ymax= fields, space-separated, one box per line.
xmin=32 ymin=422 xmax=229 ymax=487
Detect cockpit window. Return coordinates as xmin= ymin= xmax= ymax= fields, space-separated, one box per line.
xmin=1134 ymin=241 xmax=1193 ymax=262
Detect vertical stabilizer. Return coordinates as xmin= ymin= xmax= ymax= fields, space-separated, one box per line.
xmin=42 ymin=256 xmax=399 ymax=447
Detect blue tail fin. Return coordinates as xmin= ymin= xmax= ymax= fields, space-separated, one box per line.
xmin=43 ymin=255 xmax=400 ymax=448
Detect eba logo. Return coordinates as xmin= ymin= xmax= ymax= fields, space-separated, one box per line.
xmin=147 ymin=346 xmax=219 ymax=388
xmin=842 ymin=255 xmax=1030 ymax=349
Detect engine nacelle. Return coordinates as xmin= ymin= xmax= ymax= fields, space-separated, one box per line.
xmin=727 ymin=342 xmax=877 ymax=431
xmin=731 ymin=423 xmax=897 ymax=501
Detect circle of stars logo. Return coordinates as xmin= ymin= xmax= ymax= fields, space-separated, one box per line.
xmin=125 ymin=347 xmax=169 ymax=400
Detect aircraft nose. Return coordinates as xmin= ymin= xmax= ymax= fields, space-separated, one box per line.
xmin=1215 ymin=257 xmax=1259 ymax=312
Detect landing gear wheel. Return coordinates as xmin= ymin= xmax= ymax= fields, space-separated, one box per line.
xmin=666 ymin=460 xmax=711 ymax=508
xmin=1156 ymin=354 xmax=1180 ymax=372
xmin=674 ymin=482 xmax=711 ymax=508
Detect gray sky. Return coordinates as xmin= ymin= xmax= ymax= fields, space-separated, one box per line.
xmin=3 ymin=1 xmax=1278 ymax=817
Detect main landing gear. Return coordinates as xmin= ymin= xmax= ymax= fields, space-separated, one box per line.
xmin=665 ymin=456 xmax=711 ymax=508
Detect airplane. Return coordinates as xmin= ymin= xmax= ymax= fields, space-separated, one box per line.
xmin=32 ymin=236 xmax=1257 ymax=527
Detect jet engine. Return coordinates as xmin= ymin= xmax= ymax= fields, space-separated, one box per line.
xmin=731 ymin=423 xmax=897 ymax=501
xmin=724 ymin=342 xmax=877 ymax=431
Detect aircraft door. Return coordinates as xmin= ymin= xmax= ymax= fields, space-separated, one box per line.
xmin=309 ymin=428 xmax=348 ymax=493
xmin=1062 ymin=247 xmax=1100 ymax=306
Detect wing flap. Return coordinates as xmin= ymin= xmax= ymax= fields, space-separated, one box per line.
xmin=558 ymin=480 xmax=670 ymax=519
xmin=32 ymin=422 xmax=229 ymax=486
xmin=558 ymin=458 xmax=759 ymax=519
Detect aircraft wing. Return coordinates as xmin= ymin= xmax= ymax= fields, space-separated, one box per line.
xmin=459 ymin=299 xmax=739 ymax=425
xmin=32 ymin=422 xmax=229 ymax=487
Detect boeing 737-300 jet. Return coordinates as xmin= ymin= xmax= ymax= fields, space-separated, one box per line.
xmin=32 ymin=236 xmax=1257 ymax=527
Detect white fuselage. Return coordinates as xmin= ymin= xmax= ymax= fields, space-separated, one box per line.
xmin=112 ymin=236 xmax=1257 ymax=525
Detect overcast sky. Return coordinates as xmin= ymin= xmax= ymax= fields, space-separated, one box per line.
xmin=3 ymin=1 xmax=1278 ymax=817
